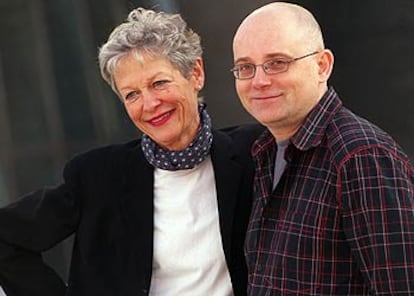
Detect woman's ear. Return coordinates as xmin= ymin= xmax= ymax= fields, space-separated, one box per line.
xmin=318 ymin=49 xmax=334 ymax=83
xmin=192 ymin=57 xmax=205 ymax=90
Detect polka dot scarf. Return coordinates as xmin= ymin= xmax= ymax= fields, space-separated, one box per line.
xmin=141 ymin=104 xmax=213 ymax=171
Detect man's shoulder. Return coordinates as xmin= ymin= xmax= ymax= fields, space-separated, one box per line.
xmin=326 ymin=107 xmax=405 ymax=161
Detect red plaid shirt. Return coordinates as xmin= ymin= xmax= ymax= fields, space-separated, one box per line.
xmin=245 ymin=87 xmax=414 ymax=295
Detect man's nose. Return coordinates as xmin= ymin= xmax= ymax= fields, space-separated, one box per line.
xmin=251 ymin=65 xmax=272 ymax=88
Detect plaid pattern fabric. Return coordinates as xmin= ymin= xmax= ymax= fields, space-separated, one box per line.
xmin=245 ymin=87 xmax=414 ymax=295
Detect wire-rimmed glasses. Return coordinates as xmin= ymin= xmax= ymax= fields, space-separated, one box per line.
xmin=230 ymin=51 xmax=319 ymax=80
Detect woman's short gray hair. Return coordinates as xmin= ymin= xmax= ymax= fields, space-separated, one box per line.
xmin=98 ymin=7 xmax=202 ymax=93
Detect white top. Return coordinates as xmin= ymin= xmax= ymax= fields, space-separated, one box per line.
xmin=149 ymin=156 xmax=233 ymax=295
xmin=0 ymin=286 xmax=6 ymax=296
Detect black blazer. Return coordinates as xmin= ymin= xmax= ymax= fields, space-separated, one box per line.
xmin=0 ymin=124 xmax=263 ymax=296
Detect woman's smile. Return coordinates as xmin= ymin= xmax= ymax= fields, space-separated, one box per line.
xmin=147 ymin=110 xmax=174 ymax=126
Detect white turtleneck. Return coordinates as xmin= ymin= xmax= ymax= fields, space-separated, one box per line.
xmin=149 ymin=156 xmax=233 ymax=295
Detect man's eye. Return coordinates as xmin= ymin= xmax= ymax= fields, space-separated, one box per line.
xmin=267 ymin=59 xmax=287 ymax=69
xmin=238 ymin=64 xmax=254 ymax=72
xmin=153 ymin=80 xmax=169 ymax=90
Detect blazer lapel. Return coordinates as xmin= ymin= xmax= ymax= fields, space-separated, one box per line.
xmin=210 ymin=130 xmax=244 ymax=260
xmin=119 ymin=142 xmax=154 ymax=288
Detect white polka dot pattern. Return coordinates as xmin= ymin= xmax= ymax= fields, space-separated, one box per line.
xmin=141 ymin=104 xmax=213 ymax=171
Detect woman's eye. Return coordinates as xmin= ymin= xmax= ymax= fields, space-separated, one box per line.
xmin=152 ymin=80 xmax=169 ymax=90
xmin=124 ymin=91 xmax=140 ymax=102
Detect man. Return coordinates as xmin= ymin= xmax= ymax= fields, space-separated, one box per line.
xmin=231 ymin=2 xmax=414 ymax=295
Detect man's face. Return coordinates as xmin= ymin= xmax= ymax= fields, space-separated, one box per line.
xmin=232 ymin=13 xmax=323 ymax=139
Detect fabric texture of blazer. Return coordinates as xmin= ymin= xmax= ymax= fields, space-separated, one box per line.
xmin=0 ymin=124 xmax=263 ymax=296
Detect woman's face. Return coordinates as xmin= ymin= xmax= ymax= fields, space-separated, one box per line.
xmin=114 ymin=52 xmax=205 ymax=150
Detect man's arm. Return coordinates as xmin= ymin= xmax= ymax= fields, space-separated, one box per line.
xmin=340 ymin=148 xmax=414 ymax=294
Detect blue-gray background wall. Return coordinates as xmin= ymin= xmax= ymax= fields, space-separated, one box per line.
xmin=0 ymin=0 xmax=413 ymax=281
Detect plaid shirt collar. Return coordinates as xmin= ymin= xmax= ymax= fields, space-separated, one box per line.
xmin=252 ymin=86 xmax=342 ymax=157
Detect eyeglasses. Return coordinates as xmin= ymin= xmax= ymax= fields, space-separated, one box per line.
xmin=230 ymin=51 xmax=319 ymax=80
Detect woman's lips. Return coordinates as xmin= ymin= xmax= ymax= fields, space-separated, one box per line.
xmin=148 ymin=110 xmax=173 ymax=126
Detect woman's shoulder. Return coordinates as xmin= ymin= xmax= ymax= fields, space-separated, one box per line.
xmin=65 ymin=138 xmax=142 ymax=170
xmin=217 ymin=123 xmax=265 ymax=142
xmin=213 ymin=123 xmax=265 ymax=157
xmin=218 ymin=122 xmax=264 ymax=135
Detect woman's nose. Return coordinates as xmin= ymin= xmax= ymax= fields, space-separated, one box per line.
xmin=142 ymin=91 xmax=161 ymax=112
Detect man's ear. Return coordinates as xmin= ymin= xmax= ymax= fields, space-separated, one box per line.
xmin=318 ymin=49 xmax=334 ymax=83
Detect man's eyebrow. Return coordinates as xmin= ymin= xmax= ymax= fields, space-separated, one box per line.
xmin=234 ymin=53 xmax=291 ymax=64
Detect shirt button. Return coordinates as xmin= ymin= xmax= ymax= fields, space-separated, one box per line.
xmin=256 ymin=264 xmax=263 ymax=272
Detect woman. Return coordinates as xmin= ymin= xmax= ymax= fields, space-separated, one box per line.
xmin=0 ymin=7 xmax=262 ymax=296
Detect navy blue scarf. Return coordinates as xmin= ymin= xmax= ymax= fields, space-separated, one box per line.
xmin=141 ymin=104 xmax=213 ymax=170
